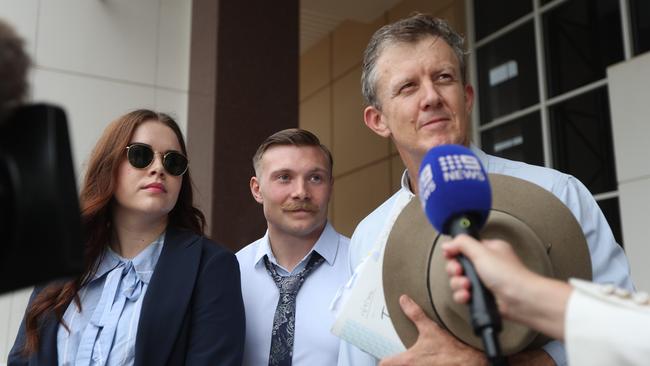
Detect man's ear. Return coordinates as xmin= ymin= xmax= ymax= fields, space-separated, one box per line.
xmin=363 ymin=105 xmax=391 ymax=138
xmin=250 ymin=176 xmax=263 ymax=204
xmin=464 ymin=83 xmax=474 ymax=114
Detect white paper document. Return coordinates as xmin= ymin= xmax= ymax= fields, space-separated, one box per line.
xmin=330 ymin=191 xmax=414 ymax=360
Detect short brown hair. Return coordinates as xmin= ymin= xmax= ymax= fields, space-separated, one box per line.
xmin=252 ymin=128 xmax=333 ymax=176
xmin=361 ymin=13 xmax=466 ymax=109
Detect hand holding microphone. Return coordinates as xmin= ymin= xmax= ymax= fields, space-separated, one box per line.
xmin=441 ymin=236 xmax=537 ymax=319
xmin=442 ymin=233 xmax=574 ymax=344
xmin=418 ymin=144 xmax=507 ymax=366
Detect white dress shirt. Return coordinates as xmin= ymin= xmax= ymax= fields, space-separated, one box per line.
xmin=237 ymin=222 xmax=350 ymax=366
xmin=566 ymin=279 xmax=650 ymax=366
xmin=337 ymin=147 xmax=634 ymax=366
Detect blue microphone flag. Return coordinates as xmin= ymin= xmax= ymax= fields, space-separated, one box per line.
xmin=418 ymin=144 xmax=491 ymax=234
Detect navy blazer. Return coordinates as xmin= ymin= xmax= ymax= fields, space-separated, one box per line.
xmin=8 ymin=227 xmax=245 ymax=366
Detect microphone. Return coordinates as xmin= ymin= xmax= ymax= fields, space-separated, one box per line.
xmin=418 ymin=144 xmax=507 ymax=366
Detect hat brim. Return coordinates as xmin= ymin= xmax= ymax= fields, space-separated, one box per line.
xmin=383 ymin=173 xmax=592 ymax=354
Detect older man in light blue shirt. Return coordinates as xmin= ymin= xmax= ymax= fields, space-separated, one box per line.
xmin=338 ymin=147 xmax=634 ymax=366
xmin=338 ymin=13 xmax=634 ymax=366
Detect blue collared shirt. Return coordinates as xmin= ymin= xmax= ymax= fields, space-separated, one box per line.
xmin=236 ymin=222 xmax=350 ymax=366
xmin=57 ymin=233 xmax=165 ymax=366
xmin=337 ymin=146 xmax=634 ymax=366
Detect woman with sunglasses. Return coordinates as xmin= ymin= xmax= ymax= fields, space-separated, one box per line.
xmin=8 ymin=109 xmax=245 ymax=366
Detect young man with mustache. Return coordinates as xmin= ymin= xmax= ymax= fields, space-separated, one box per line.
xmin=236 ymin=128 xmax=350 ymax=366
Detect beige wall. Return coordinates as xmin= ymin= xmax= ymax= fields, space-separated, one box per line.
xmin=299 ymin=0 xmax=466 ymax=237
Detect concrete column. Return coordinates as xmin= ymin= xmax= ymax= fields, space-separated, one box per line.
xmin=187 ymin=0 xmax=299 ymax=251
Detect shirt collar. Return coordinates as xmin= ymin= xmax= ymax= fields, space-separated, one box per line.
xmin=253 ymin=233 xmax=275 ymax=267
xmin=400 ymin=170 xmax=416 ymax=197
xmin=311 ymin=222 xmax=338 ymax=266
xmin=91 ymin=232 xmax=165 ymax=284
xmin=470 ymin=144 xmax=489 ymax=170
xmin=253 ymin=222 xmax=339 ymax=269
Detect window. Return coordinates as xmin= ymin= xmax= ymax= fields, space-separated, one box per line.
xmin=474 ymin=0 xmax=532 ymax=40
xmin=481 ymin=112 xmax=544 ymax=166
xmin=476 ymin=22 xmax=538 ymax=123
xmin=598 ymin=197 xmax=623 ymax=244
xmin=549 ymin=87 xmax=617 ymax=194
xmin=471 ymin=0 xmax=634 ymax=245
xmin=543 ymin=0 xmax=623 ymax=97
xmin=630 ymin=0 xmax=650 ymax=55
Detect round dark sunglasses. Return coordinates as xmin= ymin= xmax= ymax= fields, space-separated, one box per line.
xmin=125 ymin=143 xmax=189 ymax=176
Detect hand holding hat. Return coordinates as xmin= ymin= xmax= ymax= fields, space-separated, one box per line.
xmin=379 ymin=295 xmax=487 ymax=366
xmin=383 ymin=173 xmax=592 ymax=354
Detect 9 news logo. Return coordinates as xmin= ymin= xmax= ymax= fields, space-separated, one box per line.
xmin=438 ymin=154 xmax=486 ymax=182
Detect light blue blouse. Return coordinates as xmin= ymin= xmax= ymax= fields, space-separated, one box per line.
xmin=57 ymin=233 xmax=165 ymax=366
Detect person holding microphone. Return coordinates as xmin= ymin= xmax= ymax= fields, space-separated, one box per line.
xmin=442 ymin=234 xmax=650 ymax=366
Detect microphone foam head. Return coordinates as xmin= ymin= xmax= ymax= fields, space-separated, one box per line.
xmin=418 ymin=144 xmax=491 ymax=234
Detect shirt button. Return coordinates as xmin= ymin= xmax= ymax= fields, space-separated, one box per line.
xmin=632 ymin=292 xmax=650 ymax=305
xmin=599 ymin=284 xmax=615 ymax=295
xmin=614 ymin=287 xmax=631 ymax=298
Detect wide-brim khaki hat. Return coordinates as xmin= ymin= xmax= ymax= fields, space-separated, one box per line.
xmin=383 ymin=173 xmax=592 ymax=355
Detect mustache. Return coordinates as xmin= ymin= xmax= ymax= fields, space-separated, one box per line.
xmin=282 ymin=202 xmax=319 ymax=211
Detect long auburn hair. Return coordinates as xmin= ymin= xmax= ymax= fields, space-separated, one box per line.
xmin=22 ymin=109 xmax=206 ymax=354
